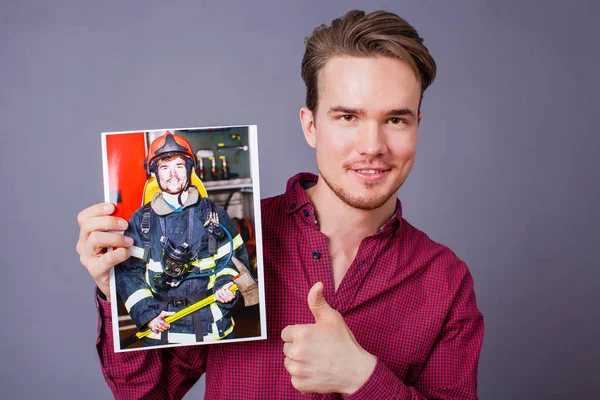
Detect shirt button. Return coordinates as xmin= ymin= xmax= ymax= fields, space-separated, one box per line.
xmin=289 ymin=203 xmax=296 ymax=210
xmin=302 ymin=209 xmax=309 ymax=217
xmin=312 ymin=251 xmax=321 ymax=259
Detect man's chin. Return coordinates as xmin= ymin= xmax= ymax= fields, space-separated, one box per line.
xmin=338 ymin=193 xmax=392 ymax=210
xmin=164 ymin=187 xmax=185 ymax=195
xmin=322 ymin=174 xmax=397 ymax=210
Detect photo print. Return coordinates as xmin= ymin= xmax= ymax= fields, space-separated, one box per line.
xmin=101 ymin=125 xmax=265 ymax=352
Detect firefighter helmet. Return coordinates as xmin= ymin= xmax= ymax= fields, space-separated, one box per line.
xmin=145 ymin=132 xmax=196 ymax=193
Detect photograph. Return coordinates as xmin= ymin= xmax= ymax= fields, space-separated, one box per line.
xmin=101 ymin=125 xmax=265 ymax=351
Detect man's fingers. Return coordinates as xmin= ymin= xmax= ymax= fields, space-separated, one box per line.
xmin=162 ymin=312 xmax=175 ymax=330
xmin=284 ymin=357 xmax=311 ymax=379
xmin=80 ymin=214 xmax=128 ymax=237
xmin=222 ymin=290 xmax=235 ymax=302
xmin=86 ymin=231 xmax=133 ymax=257
xmin=78 ymin=215 xmax=129 ymax=253
xmin=283 ymin=342 xmax=299 ymax=360
xmin=84 ymin=248 xmax=129 ymax=285
xmin=281 ymin=324 xmax=304 ymax=343
xmin=100 ymin=247 xmax=131 ymax=268
xmin=77 ymin=203 xmax=115 ymax=227
xmin=215 ymin=286 xmax=236 ymax=303
xmin=85 ymin=248 xmax=129 ymax=281
xmin=284 ymin=356 xmax=299 ymax=375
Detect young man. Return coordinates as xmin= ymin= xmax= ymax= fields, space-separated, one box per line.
xmin=77 ymin=10 xmax=483 ymax=399
xmin=115 ymin=132 xmax=249 ymax=346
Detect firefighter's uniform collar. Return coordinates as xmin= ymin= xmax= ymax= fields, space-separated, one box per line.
xmin=151 ymin=187 xmax=200 ymax=216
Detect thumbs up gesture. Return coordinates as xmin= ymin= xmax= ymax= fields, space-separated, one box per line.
xmin=280 ymin=282 xmax=377 ymax=394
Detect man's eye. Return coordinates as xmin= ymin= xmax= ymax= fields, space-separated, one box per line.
xmin=388 ymin=117 xmax=405 ymax=125
xmin=341 ymin=115 xmax=355 ymax=122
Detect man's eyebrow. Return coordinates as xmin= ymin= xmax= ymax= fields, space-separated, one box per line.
xmin=383 ymin=109 xmax=418 ymax=120
xmin=327 ymin=106 xmax=367 ymax=116
xmin=327 ymin=106 xmax=417 ymax=120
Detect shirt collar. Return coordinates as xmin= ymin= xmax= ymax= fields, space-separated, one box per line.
xmin=283 ymin=172 xmax=403 ymax=229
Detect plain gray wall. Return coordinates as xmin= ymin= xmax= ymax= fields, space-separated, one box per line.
xmin=1 ymin=0 xmax=598 ymax=398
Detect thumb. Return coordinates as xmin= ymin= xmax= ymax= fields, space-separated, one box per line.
xmin=308 ymin=282 xmax=336 ymax=322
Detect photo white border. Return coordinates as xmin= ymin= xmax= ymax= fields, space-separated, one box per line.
xmin=101 ymin=124 xmax=266 ymax=352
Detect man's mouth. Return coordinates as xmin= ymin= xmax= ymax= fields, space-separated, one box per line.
xmin=349 ymin=167 xmax=391 ymax=181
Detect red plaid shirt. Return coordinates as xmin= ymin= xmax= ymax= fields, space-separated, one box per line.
xmin=96 ymin=172 xmax=484 ymax=399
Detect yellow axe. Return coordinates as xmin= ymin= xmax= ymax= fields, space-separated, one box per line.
xmin=120 ymin=258 xmax=258 ymax=348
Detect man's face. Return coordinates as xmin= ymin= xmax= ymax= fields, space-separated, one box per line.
xmin=300 ymin=56 xmax=422 ymax=210
xmin=156 ymin=156 xmax=188 ymax=194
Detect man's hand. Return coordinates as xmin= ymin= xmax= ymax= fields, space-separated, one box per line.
xmin=215 ymin=282 xmax=236 ymax=303
xmin=147 ymin=310 xmax=176 ymax=334
xmin=76 ymin=203 xmax=133 ymax=302
xmin=281 ymin=282 xmax=377 ymax=395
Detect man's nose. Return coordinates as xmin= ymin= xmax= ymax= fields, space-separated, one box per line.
xmin=356 ymin=121 xmax=388 ymax=157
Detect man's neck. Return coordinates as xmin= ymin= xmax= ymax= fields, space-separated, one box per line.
xmin=305 ymin=178 xmax=397 ymax=243
xmin=163 ymin=190 xmax=189 ymax=208
xmin=305 ymin=178 xmax=397 ymax=290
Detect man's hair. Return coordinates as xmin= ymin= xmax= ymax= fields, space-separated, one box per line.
xmin=301 ymin=10 xmax=437 ymax=113
xmin=156 ymin=154 xmax=185 ymax=165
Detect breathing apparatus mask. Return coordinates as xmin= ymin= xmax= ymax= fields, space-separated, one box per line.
xmin=154 ymin=237 xmax=197 ymax=289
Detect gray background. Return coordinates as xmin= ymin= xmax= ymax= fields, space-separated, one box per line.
xmin=1 ymin=0 xmax=598 ymax=398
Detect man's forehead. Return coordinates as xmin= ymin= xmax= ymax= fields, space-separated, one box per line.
xmin=157 ymin=156 xmax=186 ymax=165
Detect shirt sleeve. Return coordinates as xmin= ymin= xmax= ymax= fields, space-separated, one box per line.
xmin=344 ymin=267 xmax=484 ymax=400
xmin=95 ymin=288 xmax=209 ymax=400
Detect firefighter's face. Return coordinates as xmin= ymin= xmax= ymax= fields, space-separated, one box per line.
xmin=300 ymin=56 xmax=422 ymax=210
xmin=157 ymin=157 xmax=188 ymax=194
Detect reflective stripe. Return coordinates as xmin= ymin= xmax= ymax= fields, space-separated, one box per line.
xmin=147 ymin=260 xmax=163 ymax=273
xmin=216 ymin=267 xmax=238 ymax=279
xmin=207 ymin=274 xmax=217 ymax=290
xmin=210 ymin=302 xmax=223 ymax=322
xmin=145 ymin=267 xmax=151 ymax=289
xmin=207 ymin=322 xmax=220 ymax=341
xmin=145 ymin=322 xmax=235 ymax=343
xmin=204 ymin=321 xmax=235 ymax=342
xmin=147 ymin=332 xmax=161 ymax=340
xmin=125 ymin=289 xmax=153 ymax=312
xmin=145 ymin=332 xmax=198 ymax=344
xmin=214 ymin=320 xmax=235 ymax=341
xmin=130 ymin=246 xmax=145 ymax=259
xmin=213 ymin=234 xmax=244 ymax=261
xmin=167 ymin=332 xmax=199 ymax=344
xmin=189 ymin=234 xmax=244 ymax=271
xmin=191 ymin=257 xmax=216 ymax=271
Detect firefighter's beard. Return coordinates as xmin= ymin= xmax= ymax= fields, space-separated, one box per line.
xmin=161 ymin=176 xmax=186 ymax=195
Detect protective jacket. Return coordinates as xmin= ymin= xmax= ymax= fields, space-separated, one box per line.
xmin=115 ymin=187 xmax=249 ymax=345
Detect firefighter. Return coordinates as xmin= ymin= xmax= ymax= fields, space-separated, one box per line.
xmin=115 ymin=132 xmax=250 ymax=346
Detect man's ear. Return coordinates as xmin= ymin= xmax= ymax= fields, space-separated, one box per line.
xmin=417 ymin=111 xmax=422 ymax=127
xmin=299 ymin=107 xmax=316 ymax=148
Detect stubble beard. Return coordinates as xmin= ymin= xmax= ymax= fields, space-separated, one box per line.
xmin=318 ymin=168 xmax=401 ymax=211
xmin=161 ymin=177 xmax=185 ymax=195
